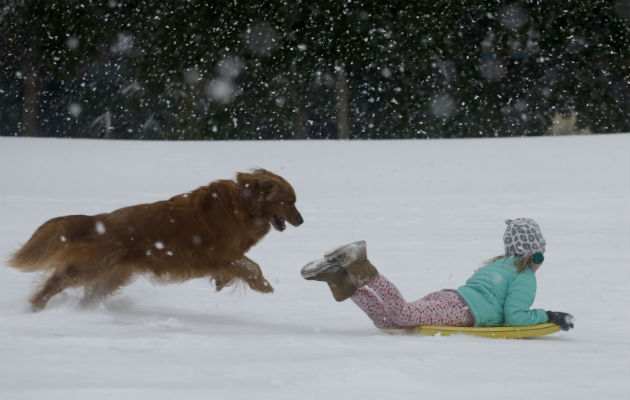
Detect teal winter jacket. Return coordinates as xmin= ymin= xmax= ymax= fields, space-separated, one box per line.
xmin=456 ymin=257 xmax=548 ymax=327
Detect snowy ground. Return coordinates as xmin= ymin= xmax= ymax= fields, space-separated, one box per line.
xmin=1 ymin=134 xmax=628 ymax=400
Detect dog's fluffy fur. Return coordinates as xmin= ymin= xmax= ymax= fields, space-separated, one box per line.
xmin=10 ymin=169 xmax=303 ymax=311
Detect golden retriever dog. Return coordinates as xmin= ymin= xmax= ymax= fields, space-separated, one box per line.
xmin=10 ymin=169 xmax=303 ymax=311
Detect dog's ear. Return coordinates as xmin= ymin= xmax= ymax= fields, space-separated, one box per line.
xmin=236 ymin=171 xmax=276 ymax=201
xmin=258 ymin=180 xmax=275 ymax=197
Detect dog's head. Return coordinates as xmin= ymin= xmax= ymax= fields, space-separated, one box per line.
xmin=237 ymin=169 xmax=303 ymax=231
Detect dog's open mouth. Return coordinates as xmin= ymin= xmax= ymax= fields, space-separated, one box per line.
xmin=272 ymin=215 xmax=286 ymax=231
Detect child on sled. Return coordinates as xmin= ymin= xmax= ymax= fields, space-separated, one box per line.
xmin=301 ymin=218 xmax=574 ymax=330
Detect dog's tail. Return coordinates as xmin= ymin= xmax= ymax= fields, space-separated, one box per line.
xmin=9 ymin=215 xmax=94 ymax=272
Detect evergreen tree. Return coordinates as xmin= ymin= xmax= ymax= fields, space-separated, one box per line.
xmin=1 ymin=0 xmax=628 ymax=139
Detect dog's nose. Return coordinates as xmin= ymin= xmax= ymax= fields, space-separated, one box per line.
xmin=295 ymin=213 xmax=304 ymax=226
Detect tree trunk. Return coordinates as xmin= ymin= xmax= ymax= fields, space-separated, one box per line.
xmin=293 ymin=104 xmax=309 ymax=139
xmin=335 ymin=61 xmax=351 ymax=139
xmin=20 ymin=39 xmax=42 ymax=137
xmin=103 ymin=110 xmax=113 ymax=139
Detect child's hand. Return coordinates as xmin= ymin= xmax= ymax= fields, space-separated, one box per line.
xmin=546 ymin=311 xmax=575 ymax=331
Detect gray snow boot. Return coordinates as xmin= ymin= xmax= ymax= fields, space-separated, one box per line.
xmin=301 ymin=241 xmax=378 ymax=301
xmin=301 ymin=262 xmax=357 ymax=302
xmin=327 ymin=241 xmax=378 ymax=287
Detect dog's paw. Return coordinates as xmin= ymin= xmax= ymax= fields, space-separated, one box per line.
xmin=30 ymin=296 xmax=48 ymax=312
xmin=251 ymin=279 xmax=274 ymax=294
xmin=215 ymin=279 xmax=228 ymax=292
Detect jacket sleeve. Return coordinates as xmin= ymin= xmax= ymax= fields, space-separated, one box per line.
xmin=503 ymin=271 xmax=548 ymax=326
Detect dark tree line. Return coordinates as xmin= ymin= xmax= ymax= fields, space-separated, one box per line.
xmin=1 ymin=0 xmax=629 ymax=139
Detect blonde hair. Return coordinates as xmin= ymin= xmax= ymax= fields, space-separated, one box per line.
xmin=484 ymin=254 xmax=532 ymax=274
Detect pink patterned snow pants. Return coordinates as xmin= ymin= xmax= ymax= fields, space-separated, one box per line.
xmin=351 ymin=274 xmax=475 ymax=329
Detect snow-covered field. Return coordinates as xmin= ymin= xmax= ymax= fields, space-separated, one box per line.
xmin=1 ymin=134 xmax=628 ymax=400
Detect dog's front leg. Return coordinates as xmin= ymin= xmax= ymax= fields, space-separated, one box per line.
xmin=231 ymin=256 xmax=274 ymax=293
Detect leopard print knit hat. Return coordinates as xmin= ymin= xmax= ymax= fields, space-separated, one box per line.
xmin=503 ymin=218 xmax=546 ymax=257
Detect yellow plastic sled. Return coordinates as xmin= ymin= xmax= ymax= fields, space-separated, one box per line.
xmin=383 ymin=323 xmax=561 ymax=339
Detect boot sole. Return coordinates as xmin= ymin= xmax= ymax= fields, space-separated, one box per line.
xmin=301 ymin=258 xmax=338 ymax=280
